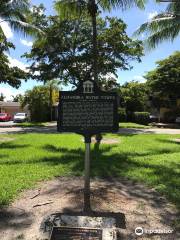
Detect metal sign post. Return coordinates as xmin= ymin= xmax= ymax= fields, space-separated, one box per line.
xmin=57 ymin=80 xmax=119 ymax=213
xmin=84 ymin=135 xmax=91 ymax=212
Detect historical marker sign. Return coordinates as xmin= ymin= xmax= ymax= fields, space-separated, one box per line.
xmin=50 ymin=227 xmax=102 ymax=240
xmin=57 ymin=80 xmax=119 ymax=135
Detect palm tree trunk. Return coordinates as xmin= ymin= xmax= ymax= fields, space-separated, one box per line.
xmin=88 ymin=0 xmax=98 ymax=82
xmin=89 ymin=1 xmax=102 ymax=148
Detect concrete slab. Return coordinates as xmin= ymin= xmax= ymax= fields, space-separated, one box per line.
xmin=41 ymin=214 xmax=118 ymax=240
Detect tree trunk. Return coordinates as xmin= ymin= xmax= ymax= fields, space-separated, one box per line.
xmin=88 ymin=0 xmax=102 ymax=144
xmin=88 ymin=0 xmax=98 ymax=82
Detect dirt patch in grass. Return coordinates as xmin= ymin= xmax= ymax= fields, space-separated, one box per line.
xmin=91 ymin=137 xmax=119 ymax=144
xmin=0 ymin=137 xmax=15 ymax=142
xmin=81 ymin=137 xmax=119 ymax=144
xmin=0 ymin=177 xmax=179 ymax=240
xmin=173 ymin=138 xmax=180 ymax=143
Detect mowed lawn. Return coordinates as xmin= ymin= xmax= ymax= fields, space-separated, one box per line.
xmin=0 ymin=133 xmax=180 ymax=209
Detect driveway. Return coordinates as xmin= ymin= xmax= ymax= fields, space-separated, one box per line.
xmin=0 ymin=121 xmax=16 ymax=127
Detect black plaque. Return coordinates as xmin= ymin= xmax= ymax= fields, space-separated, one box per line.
xmin=57 ymin=80 xmax=119 ymax=135
xmin=50 ymin=227 xmax=102 ymax=240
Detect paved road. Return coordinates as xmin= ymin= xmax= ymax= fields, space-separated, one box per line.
xmin=0 ymin=126 xmax=180 ymax=134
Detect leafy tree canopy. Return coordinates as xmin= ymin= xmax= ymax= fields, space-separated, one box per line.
xmin=145 ymin=51 xmax=180 ymax=97
xmin=21 ymin=84 xmax=59 ymax=122
xmin=24 ymin=16 xmax=143 ymax=87
xmin=21 ymin=86 xmax=51 ymax=122
xmin=0 ymin=33 xmax=27 ymax=88
xmin=120 ymin=81 xmax=149 ymax=112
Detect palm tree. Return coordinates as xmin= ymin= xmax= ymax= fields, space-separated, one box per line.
xmin=45 ymin=80 xmax=61 ymax=121
xmin=135 ymin=1 xmax=180 ymax=49
xmin=0 ymin=0 xmax=42 ymax=39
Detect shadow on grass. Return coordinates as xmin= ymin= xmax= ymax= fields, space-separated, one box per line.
xmin=0 ymin=141 xmax=179 ymax=210
xmin=157 ymin=138 xmax=180 ymax=145
xmin=0 ymin=142 xmax=30 ymax=149
xmin=40 ymin=143 xmax=180 ymax=210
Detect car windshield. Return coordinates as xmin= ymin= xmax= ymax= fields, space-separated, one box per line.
xmin=0 ymin=113 xmax=6 ymax=116
xmin=15 ymin=113 xmax=25 ymax=116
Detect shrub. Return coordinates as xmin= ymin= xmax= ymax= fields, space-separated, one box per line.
xmin=133 ymin=112 xmax=150 ymax=125
xmin=118 ymin=108 xmax=127 ymax=122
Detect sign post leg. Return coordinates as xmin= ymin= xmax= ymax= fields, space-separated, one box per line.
xmin=84 ymin=135 xmax=91 ymax=212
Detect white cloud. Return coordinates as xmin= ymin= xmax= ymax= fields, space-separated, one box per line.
xmin=133 ymin=75 xmax=146 ymax=83
xmin=20 ymin=39 xmax=33 ymax=47
xmin=148 ymin=11 xmax=158 ymax=20
xmin=0 ymin=18 xmax=13 ymax=38
xmin=0 ymin=87 xmax=24 ymax=101
xmin=7 ymin=55 xmax=29 ymax=72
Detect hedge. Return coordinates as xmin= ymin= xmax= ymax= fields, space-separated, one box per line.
xmin=118 ymin=108 xmax=127 ymax=122
xmin=132 ymin=112 xmax=150 ymax=125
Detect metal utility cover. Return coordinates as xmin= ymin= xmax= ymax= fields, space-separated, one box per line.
xmin=50 ymin=226 xmax=102 ymax=240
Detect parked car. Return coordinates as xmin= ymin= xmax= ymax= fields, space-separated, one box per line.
xmin=13 ymin=113 xmax=27 ymax=123
xmin=175 ymin=117 xmax=180 ymax=124
xmin=0 ymin=113 xmax=12 ymax=122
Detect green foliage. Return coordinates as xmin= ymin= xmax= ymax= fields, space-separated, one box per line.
xmin=0 ymin=0 xmax=41 ymax=38
xmin=54 ymin=0 xmax=146 ymax=83
xmin=118 ymin=108 xmax=127 ymax=122
xmin=21 ymin=86 xmax=51 ymax=122
xmin=12 ymin=94 xmax=23 ymax=102
xmin=0 ymin=1 xmax=43 ymax=88
xmin=21 ymin=84 xmax=60 ymax=122
xmin=0 ymin=34 xmax=27 ymax=88
xmin=131 ymin=112 xmax=150 ymax=125
xmin=120 ymin=81 xmax=149 ymax=112
xmin=145 ymin=51 xmax=180 ymax=98
xmin=0 ymin=93 xmax=5 ymax=101
xmin=55 ymin=0 xmax=146 ymax=18
xmin=135 ymin=2 xmax=180 ymax=49
xmin=24 ymin=16 xmax=143 ymax=86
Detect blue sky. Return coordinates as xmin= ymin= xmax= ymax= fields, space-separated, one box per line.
xmin=0 ymin=0 xmax=179 ymax=100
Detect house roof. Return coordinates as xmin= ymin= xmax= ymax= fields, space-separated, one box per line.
xmin=0 ymin=101 xmax=21 ymax=107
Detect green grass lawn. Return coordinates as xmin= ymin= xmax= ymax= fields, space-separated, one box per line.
xmin=119 ymin=122 xmax=151 ymax=129
xmin=0 ymin=133 xmax=179 ymax=210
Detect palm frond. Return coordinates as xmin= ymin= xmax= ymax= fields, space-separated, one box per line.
xmin=135 ymin=1 xmax=180 ymax=49
xmin=134 ymin=13 xmax=179 ymax=36
xmin=55 ymin=0 xmax=88 ymax=19
xmin=9 ymin=20 xmax=44 ymax=37
xmin=144 ymin=23 xmax=180 ymax=49
xmin=166 ymin=2 xmax=180 ymax=14
xmin=100 ymin=0 xmax=146 ymax=11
